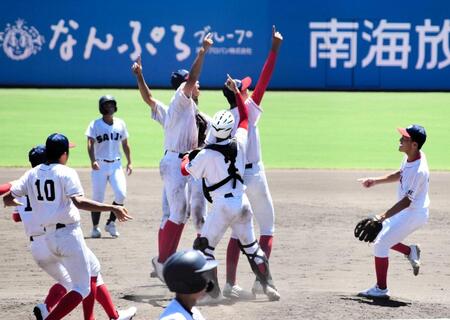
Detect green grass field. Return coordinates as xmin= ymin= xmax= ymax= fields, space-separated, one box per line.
xmin=0 ymin=89 xmax=449 ymax=170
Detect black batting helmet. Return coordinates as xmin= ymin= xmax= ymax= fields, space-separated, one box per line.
xmin=163 ymin=250 xmax=218 ymax=294
xmin=170 ymin=69 xmax=189 ymax=90
xmin=28 ymin=145 xmax=46 ymax=168
xmin=99 ymin=95 xmax=117 ymax=115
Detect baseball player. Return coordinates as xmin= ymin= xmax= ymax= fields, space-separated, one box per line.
xmin=86 ymin=95 xmax=132 ymax=238
xmin=2 ymin=145 xmax=137 ymax=320
xmin=3 ymin=133 xmax=132 ymax=320
xmin=131 ymin=33 xmax=213 ymax=281
xmin=181 ymin=76 xmax=281 ymax=302
xmin=205 ymin=26 xmax=283 ymax=298
xmin=159 ymin=250 xmax=218 ymax=320
xmin=357 ymin=125 xmax=428 ymax=298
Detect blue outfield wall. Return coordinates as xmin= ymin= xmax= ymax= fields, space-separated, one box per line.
xmin=1 ymin=0 xmax=450 ymax=90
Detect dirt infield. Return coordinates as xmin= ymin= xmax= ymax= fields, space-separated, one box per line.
xmin=1 ymin=168 xmax=450 ymax=320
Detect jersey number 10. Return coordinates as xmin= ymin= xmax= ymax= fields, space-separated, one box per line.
xmin=35 ymin=179 xmax=56 ymax=201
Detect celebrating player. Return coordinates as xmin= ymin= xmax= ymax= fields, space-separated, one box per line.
xmin=357 ymin=125 xmax=429 ymax=298
xmin=86 ymin=95 xmax=132 ymax=238
xmin=3 ymin=133 xmax=132 ymax=320
xmin=181 ymin=76 xmax=281 ymax=302
xmin=206 ymin=25 xmax=283 ymax=298
xmin=131 ymin=33 xmax=213 ymax=281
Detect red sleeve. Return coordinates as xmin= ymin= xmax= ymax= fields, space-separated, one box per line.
xmin=0 ymin=182 xmax=12 ymax=196
xmin=12 ymin=212 xmax=22 ymax=222
xmin=236 ymin=92 xmax=248 ymax=130
xmin=180 ymin=155 xmax=190 ymax=176
xmin=251 ymin=51 xmax=277 ymax=106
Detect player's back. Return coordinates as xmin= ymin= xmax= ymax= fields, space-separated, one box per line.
xmin=15 ymin=164 xmax=83 ymax=227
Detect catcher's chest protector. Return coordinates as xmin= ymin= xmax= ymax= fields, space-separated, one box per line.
xmin=201 ymin=139 xmax=243 ymax=203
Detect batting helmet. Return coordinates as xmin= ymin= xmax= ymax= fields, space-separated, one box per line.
xmin=170 ymin=69 xmax=189 ymax=90
xmin=163 ymin=250 xmax=218 ymax=294
xmin=210 ymin=110 xmax=235 ymax=139
xmin=28 ymin=145 xmax=46 ymax=168
xmin=222 ymin=76 xmax=252 ymax=106
xmin=99 ymin=95 xmax=117 ymax=115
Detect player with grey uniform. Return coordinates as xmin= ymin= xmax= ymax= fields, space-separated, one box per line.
xmin=86 ymin=95 xmax=132 ymax=238
xmin=131 ymin=33 xmax=213 ymax=281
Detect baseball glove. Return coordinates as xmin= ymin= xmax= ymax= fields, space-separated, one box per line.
xmin=354 ymin=217 xmax=383 ymax=243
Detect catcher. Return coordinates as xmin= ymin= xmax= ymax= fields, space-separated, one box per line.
xmin=355 ymin=125 xmax=429 ymax=299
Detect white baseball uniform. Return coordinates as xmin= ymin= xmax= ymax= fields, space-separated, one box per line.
xmin=206 ymin=97 xmax=274 ymax=236
xmin=151 ymin=83 xmax=207 ymax=231
xmin=374 ymin=151 xmax=430 ymax=257
xmin=85 ymin=117 xmax=129 ymax=204
xmin=11 ymin=163 xmax=92 ymax=298
xmin=159 ymin=298 xmax=205 ymax=320
xmin=15 ymin=196 xmax=104 ymax=290
xmin=186 ymin=128 xmax=257 ymax=250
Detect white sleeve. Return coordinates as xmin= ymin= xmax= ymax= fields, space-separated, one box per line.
xmin=247 ymin=98 xmax=263 ymax=126
xmin=235 ymin=127 xmax=248 ymax=147
xmin=121 ymin=120 xmax=129 ymax=140
xmin=151 ymin=101 xmax=168 ymax=126
xmin=185 ymin=150 xmax=207 ymax=180
xmin=171 ymin=82 xmax=192 ymax=112
xmin=10 ymin=170 xmax=31 ymax=198
xmin=63 ymin=169 xmax=84 ymax=197
xmin=405 ymin=171 xmax=427 ymax=201
xmin=85 ymin=120 xmax=96 ymax=138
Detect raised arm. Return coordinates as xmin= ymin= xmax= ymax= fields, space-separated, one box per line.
xmin=251 ymin=25 xmax=283 ymax=106
xmin=132 ymin=56 xmax=157 ymax=112
xmin=183 ymin=33 xmax=213 ymax=98
xmin=227 ymin=75 xmax=248 ymax=130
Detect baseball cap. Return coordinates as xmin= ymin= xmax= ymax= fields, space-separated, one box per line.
xmin=397 ymin=124 xmax=427 ymax=148
xmin=222 ymin=76 xmax=252 ymax=106
xmin=45 ymin=133 xmax=76 ymax=161
xmin=28 ymin=145 xmax=46 ymax=168
xmin=170 ymin=69 xmax=189 ymax=89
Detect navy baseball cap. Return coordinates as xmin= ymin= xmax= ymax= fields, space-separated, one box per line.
xmin=170 ymin=69 xmax=189 ymax=89
xmin=397 ymin=124 xmax=427 ymax=148
xmin=28 ymin=145 xmax=46 ymax=168
xmin=45 ymin=133 xmax=76 ymax=160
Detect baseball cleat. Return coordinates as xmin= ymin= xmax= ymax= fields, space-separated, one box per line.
xmin=33 ymin=303 xmax=48 ymax=320
xmin=151 ymin=256 xmax=165 ymax=283
xmin=223 ymin=283 xmax=255 ymax=300
xmin=251 ymin=279 xmax=264 ymax=295
xmin=91 ymin=226 xmax=102 ymax=238
xmin=358 ymin=285 xmax=390 ymax=299
xmin=116 ymin=306 xmax=137 ymax=320
xmin=105 ymin=221 xmax=120 ymax=238
xmin=196 ymin=293 xmax=225 ymax=306
xmin=407 ymin=244 xmax=421 ymax=276
xmin=264 ymin=285 xmax=281 ymax=301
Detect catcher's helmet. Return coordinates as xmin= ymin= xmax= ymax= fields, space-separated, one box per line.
xmin=28 ymin=145 xmax=46 ymax=168
xmin=99 ymin=95 xmax=117 ymax=115
xmin=222 ymin=76 xmax=252 ymax=106
xmin=163 ymin=250 xmax=218 ymax=294
xmin=211 ymin=110 xmax=235 ymax=139
xmin=170 ymin=69 xmax=189 ymax=90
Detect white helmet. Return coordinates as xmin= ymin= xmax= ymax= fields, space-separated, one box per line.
xmin=211 ymin=110 xmax=235 ymax=139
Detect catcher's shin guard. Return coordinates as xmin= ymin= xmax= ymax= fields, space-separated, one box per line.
xmin=238 ymin=240 xmax=276 ymax=293
xmin=193 ymin=237 xmax=221 ymax=298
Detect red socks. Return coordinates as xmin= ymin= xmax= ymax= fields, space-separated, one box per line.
xmin=375 ymin=257 xmax=389 ymax=290
xmin=391 ymin=243 xmax=411 ymax=255
xmin=159 ymin=220 xmax=185 ymax=263
xmin=96 ymin=284 xmax=119 ymax=319
xmin=259 ymin=235 xmax=273 ymax=259
xmin=82 ymin=277 xmax=97 ymax=320
xmin=45 ymin=283 xmax=67 ymax=311
xmin=226 ymin=238 xmax=240 ymax=285
xmin=46 ymin=290 xmax=83 ymax=320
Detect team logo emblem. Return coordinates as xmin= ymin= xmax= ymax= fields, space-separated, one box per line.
xmin=0 ymin=19 xmax=45 ymax=60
